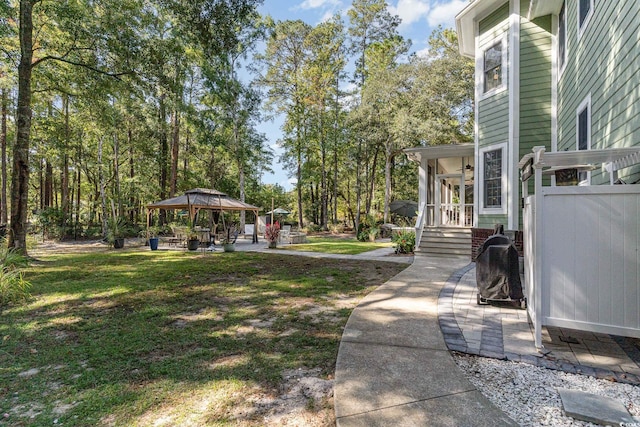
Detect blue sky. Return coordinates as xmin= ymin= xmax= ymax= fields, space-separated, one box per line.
xmin=254 ymin=0 xmax=468 ymax=190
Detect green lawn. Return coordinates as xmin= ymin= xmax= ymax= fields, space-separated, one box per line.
xmin=0 ymin=249 xmax=405 ymax=426
xmin=278 ymin=236 xmax=392 ymax=255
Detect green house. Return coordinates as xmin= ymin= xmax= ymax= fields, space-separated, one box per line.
xmin=408 ymin=0 xmax=640 ymax=257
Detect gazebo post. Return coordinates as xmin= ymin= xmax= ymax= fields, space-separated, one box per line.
xmin=253 ymin=209 xmax=258 ymax=243
xmin=146 ymin=209 xmax=155 ymax=243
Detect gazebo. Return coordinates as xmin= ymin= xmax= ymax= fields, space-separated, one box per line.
xmin=146 ymin=188 xmax=260 ymax=243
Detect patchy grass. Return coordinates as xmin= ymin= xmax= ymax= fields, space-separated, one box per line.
xmin=280 ymin=236 xmax=392 ymax=255
xmin=0 ymin=249 xmax=406 ymax=426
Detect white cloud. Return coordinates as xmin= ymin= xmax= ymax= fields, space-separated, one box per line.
xmin=389 ymin=0 xmax=430 ymax=27
xmin=298 ymin=0 xmax=341 ymax=10
xmin=427 ymin=0 xmax=467 ymax=28
xmin=415 ymin=46 xmax=430 ymax=58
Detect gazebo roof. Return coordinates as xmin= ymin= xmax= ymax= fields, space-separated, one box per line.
xmin=147 ymin=188 xmax=259 ymax=212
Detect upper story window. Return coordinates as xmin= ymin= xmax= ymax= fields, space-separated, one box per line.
xmin=483 ymin=42 xmax=503 ymax=93
xmin=576 ymin=95 xmax=591 ymax=185
xmin=483 ymin=148 xmax=503 ymax=208
xmin=558 ymin=2 xmax=567 ymax=71
xmin=578 ymin=0 xmax=594 ymax=32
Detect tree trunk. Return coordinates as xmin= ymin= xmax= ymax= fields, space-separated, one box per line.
xmin=239 ymin=165 xmax=246 ymax=232
xmin=366 ymin=145 xmax=379 ymax=215
xmin=158 ymin=94 xmax=168 ymax=225
xmin=333 ymin=77 xmax=339 ymax=225
xmin=98 ymin=136 xmax=107 ymax=237
xmin=75 ymin=144 xmax=82 ymax=238
xmin=113 ymin=132 xmax=121 ymax=217
xmin=10 ymin=0 xmax=35 ymax=253
xmin=44 ymin=160 xmax=53 ymax=207
xmin=320 ymin=114 xmax=328 ymax=230
xmin=1 ymin=88 xmax=8 ymax=225
xmin=128 ymin=128 xmax=135 ymax=222
xmin=61 ymin=94 xmax=70 ymax=232
xmin=354 ymin=138 xmax=362 ymax=236
xmin=170 ymin=110 xmax=179 ymax=197
xmin=383 ymin=143 xmax=393 ymax=223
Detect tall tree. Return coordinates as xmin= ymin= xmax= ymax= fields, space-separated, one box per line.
xmin=8 ymin=0 xmax=132 ymax=252
xmin=302 ymin=17 xmax=345 ymax=229
xmin=347 ymin=0 xmax=404 ymax=233
xmin=357 ymin=36 xmax=409 ymax=223
xmin=258 ymin=19 xmax=311 ymax=228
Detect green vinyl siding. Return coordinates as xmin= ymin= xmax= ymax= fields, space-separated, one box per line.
xmin=477 ymin=2 xmax=510 ymax=229
xmin=557 ymin=0 xmax=640 ymax=184
xmin=479 ymin=2 xmax=509 ymax=35
xmin=478 ymin=91 xmax=509 ymax=148
xmin=478 ymin=214 xmax=508 ymax=229
xmin=519 ymin=7 xmax=553 ymax=229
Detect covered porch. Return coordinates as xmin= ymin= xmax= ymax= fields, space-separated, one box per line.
xmin=405 ymin=144 xmax=475 ymax=228
xmin=405 ymin=144 xmax=475 ymax=257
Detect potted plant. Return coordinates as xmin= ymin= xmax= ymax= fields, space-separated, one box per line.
xmin=186 ymin=227 xmax=200 ymax=251
xmin=107 ymin=217 xmax=126 ymax=249
xmin=148 ymin=226 xmax=160 ymax=251
xmin=265 ymin=223 xmax=280 ymax=249
xmin=222 ymin=226 xmax=238 ymax=252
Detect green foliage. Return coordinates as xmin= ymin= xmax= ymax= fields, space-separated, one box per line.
xmin=106 ymin=217 xmax=131 ymax=243
xmin=392 ymin=229 xmax=415 ymax=254
xmin=33 ymin=207 xmax=65 ymax=239
xmin=356 ymin=214 xmax=379 ymax=242
xmin=3 ymin=0 xmax=473 ymax=256
xmin=0 ymin=239 xmax=31 ymax=307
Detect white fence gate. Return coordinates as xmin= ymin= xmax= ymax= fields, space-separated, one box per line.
xmin=525 ymin=185 xmax=640 ymax=346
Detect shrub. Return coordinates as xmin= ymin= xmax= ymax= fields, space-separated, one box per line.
xmin=265 ymin=223 xmax=281 ymax=243
xmin=0 ymin=240 xmax=31 ymax=307
xmin=305 ymin=223 xmax=323 ymax=233
xmin=329 ymin=223 xmax=346 ymax=234
xmin=357 ymin=215 xmax=379 ymax=242
xmin=392 ymin=230 xmax=416 ymax=254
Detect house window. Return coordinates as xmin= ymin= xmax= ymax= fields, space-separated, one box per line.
xmin=483 ymin=148 xmax=502 ymax=208
xmin=576 ymin=95 xmax=591 ymax=185
xmin=578 ymin=0 xmax=593 ymax=31
xmin=558 ymin=2 xmax=567 ymax=70
xmin=483 ymin=42 xmax=502 ymax=93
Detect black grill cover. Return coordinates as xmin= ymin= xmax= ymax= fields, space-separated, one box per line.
xmin=476 ymin=235 xmax=523 ymax=301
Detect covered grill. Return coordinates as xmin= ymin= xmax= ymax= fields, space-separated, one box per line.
xmin=475 ymin=231 xmax=526 ymax=309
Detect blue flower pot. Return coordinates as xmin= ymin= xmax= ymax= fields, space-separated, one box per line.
xmin=149 ymin=237 xmax=159 ymax=251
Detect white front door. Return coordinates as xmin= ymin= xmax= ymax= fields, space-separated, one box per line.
xmin=435 ymin=174 xmax=466 ymax=227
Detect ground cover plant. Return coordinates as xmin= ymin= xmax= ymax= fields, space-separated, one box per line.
xmin=0 ymin=248 xmax=405 ymax=426
xmin=279 ymin=236 xmax=392 ymax=255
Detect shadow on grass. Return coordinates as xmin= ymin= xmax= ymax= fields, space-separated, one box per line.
xmin=0 ymin=251 xmax=406 ymax=426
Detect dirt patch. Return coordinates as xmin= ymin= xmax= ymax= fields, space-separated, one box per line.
xmin=233 ymin=368 xmax=335 ymax=426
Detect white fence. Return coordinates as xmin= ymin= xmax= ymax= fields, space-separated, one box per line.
xmin=525 ymin=185 xmax=640 ymax=347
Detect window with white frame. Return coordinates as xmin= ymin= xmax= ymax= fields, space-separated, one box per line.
xmin=483 ymin=147 xmax=503 ymax=209
xmin=558 ymin=2 xmax=567 ymax=71
xmin=578 ymin=0 xmax=593 ymax=33
xmin=483 ymin=41 xmax=503 ymax=93
xmin=576 ymin=95 xmax=591 ymax=185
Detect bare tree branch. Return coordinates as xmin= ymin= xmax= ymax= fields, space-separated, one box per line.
xmin=31 ymin=55 xmax=132 ymax=79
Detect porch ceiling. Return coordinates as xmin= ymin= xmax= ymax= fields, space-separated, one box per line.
xmin=404 ymin=144 xmax=475 ymax=162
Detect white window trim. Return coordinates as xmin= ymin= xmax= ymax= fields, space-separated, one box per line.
xmin=577 ymin=0 xmax=594 ymax=40
xmin=479 ymin=33 xmax=508 ymax=100
xmin=558 ymin=1 xmax=568 ymax=79
xmin=479 ymin=142 xmax=508 ymax=215
xmin=576 ymin=94 xmax=592 ymax=186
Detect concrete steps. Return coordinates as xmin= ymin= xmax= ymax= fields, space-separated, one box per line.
xmin=418 ymin=227 xmax=472 ymax=258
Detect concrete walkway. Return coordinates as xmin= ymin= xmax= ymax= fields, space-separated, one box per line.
xmin=334 ymin=254 xmax=516 ymax=426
